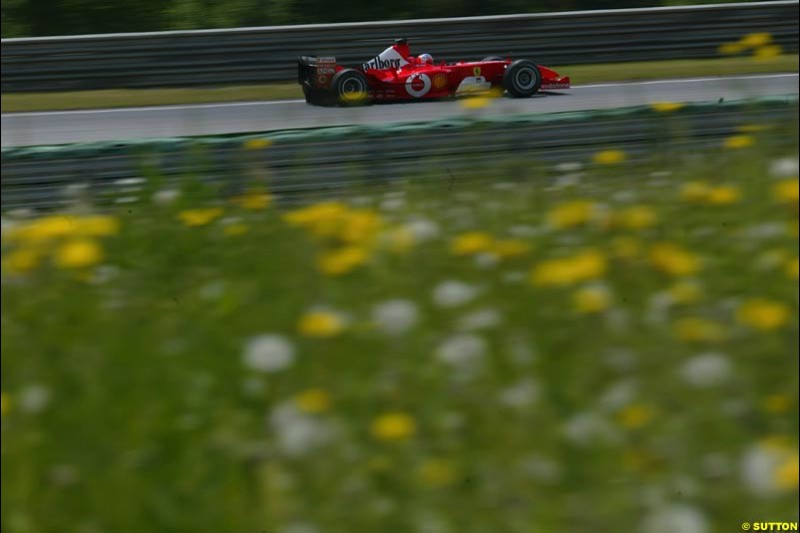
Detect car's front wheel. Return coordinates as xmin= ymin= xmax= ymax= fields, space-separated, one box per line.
xmin=503 ymin=60 xmax=541 ymax=98
xmin=331 ymin=69 xmax=371 ymax=106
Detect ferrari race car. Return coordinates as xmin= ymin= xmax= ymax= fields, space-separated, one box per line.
xmin=297 ymin=38 xmax=570 ymax=106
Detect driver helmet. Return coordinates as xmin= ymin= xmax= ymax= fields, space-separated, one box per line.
xmin=418 ymin=53 xmax=434 ymax=65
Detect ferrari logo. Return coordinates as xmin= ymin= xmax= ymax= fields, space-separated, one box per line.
xmin=433 ymin=74 xmax=448 ymax=89
xmin=473 ymin=66 xmax=481 ymax=76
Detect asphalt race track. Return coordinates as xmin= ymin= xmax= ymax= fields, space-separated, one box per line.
xmin=2 ymin=73 xmax=798 ymax=148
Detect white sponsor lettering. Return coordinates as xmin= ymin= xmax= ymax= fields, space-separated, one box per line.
xmin=455 ymin=76 xmax=492 ymax=94
xmin=362 ymin=47 xmax=409 ymax=71
xmin=405 ymin=73 xmax=432 ymax=97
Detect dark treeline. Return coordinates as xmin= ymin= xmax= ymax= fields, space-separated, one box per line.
xmin=1 ymin=0 xmax=752 ymax=37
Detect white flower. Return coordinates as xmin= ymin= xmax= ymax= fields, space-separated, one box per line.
xmin=562 ymin=412 xmax=619 ymax=446
xmin=519 ymin=454 xmax=562 ymax=483
xmin=269 ymin=402 xmax=334 ymax=458
xmin=501 ymin=271 xmax=525 ymax=284
xmin=552 ymin=173 xmax=583 ymax=189
xmin=458 ymin=308 xmax=502 ymax=331
xmin=678 ymin=353 xmax=732 ymax=388
xmin=497 ymin=378 xmax=540 ymax=409
xmin=19 ymin=384 xmax=50 ymax=414
xmin=281 ymin=522 xmax=320 ymax=533
xmin=770 ymin=156 xmax=799 ymax=177
xmin=507 ymin=224 xmax=541 ymax=238
xmin=380 ymin=198 xmax=405 ymax=211
xmin=474 ymin=253 xmax=499 ymax=269
xmin=740 ymin=441 xmax=796 ymax=497
xmin=642 ymin=504 xmax=708 ymax=533
xmin=371 ymin=299 xmax=419 ymax=336
xmin=598 ymin=380 xmax=638 ymax=411
xmin=435 ymin=333 xmax=487 ymax=371
xmin=152 ymin=189 xmax=180 ymax=205
xmin=554 ymin=161 xmax=584 ymax=172
xmin=432 ymin=280 xmax=479 ymax=308
xmin=406 ymin=218 xmax=440 ymax=241
xmin=242 ymin=334 xmax=295 ymax=373
xmin=198 ymin=280 xmax=226 ymax=300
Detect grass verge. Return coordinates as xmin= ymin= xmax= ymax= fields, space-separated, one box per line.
xmin=1 ymin=124 xmax=798 ymax=531
xmin=1 ymin=54 xmax=797 ymax=112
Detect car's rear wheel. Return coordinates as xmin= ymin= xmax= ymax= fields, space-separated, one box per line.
xmin=503 ymin=59 xmax=541 ymax=98
xmin=331 ymin=69 xmax=370 ymax=106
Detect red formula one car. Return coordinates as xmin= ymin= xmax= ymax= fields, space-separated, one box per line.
xmin=297 ymin=38 xmax=570 ymax=106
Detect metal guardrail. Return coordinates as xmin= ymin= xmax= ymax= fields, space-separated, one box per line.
xmin=2 ymin=1 xmax=798 ymax=92
xmin=2 ymin=99 xmax=797 ymax=210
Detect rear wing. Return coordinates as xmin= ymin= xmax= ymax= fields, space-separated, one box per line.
xmin=297 ymin=56 xmax=337 ymax=89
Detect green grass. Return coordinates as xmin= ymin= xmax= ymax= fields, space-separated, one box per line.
xmin=2 ymin=54 xmax=797 ymax=112
xmin=1 ymin=123 xmax=799 ymax=532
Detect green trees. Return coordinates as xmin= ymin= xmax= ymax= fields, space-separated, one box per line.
xmin=0 ymin=0 xmax=744 ymax=38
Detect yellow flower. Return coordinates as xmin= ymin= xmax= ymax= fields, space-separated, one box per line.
xmin=54 ymin=239 xmax=103 ymax=269
xmin=490 ymin=238 xmax=532 ymax=259
xmin=418 ymin=459 xmax=456 ymax=487
xmin=724 ymin=135 xmax=754 ymax=150
xmin=651 ymin=102 xmax=684 ymax=113
xmin=762 ymin=394 xmax=792 ymax=414
xmin=610 ymin=236 xmax=641 ymax=260
xmin=244 ymin=138 xmax=272 ymax=150
xmin=460 ymin=95 xmax=491 ymax=109
xmin=4 ymin=215 xmax=73 ymax=244
xmin=673 ymin=317 xmax=727 ymax=343
xmin=592 ymin=150 xmax=626 ymax=165
xmin=316 ymin=246 xmax=368 ymax=276
xmin=284 ymin=202 xmax=348 ymax=229
xmin=546 ymin=200 xmax=596 ymax=229
xmin=223 ymin=223 xmax=250 ymax=236
xmin=741 ymin=32 xmax=773 ymax=47
xmin=649 ymin=243 xmax=701 ymax=277
xmin=736 ymin=298 xmax=790 ymax=331
xmin=772 ymin=179 xmax=799 ymax=208
xmin=718 ymin=42 xmax=745 ymax=55
xmin=450 ymin=231 xmax=493 ymax=256
xmin=613 ymin=205 xmax=658 ymax=230
xmin=787 ymin=257 xmax=799 ymax=279
xmin=370 ymin=412 xmax=417 ymax=442
xmin=1 ymin=392 xmax=10 ymax=417
xmin=572 ymin=285 xmax=612 ymax=314
xmin=616 ymin=404 xmax=654 ymax=430
xmin=706 ymin=185 xmax=741 ymax=205
xmin=530 ymin=249 xmax=607 ymax=287
xmin=737 ymin=124 xmax=769 ymax=133
xmin=298 ymin=311 xmax=346 ymax=338
xmin=294 ymin=388 xmax=331 ymax=414
xmin=3 ymin=248 xmax=41 ymax=274
xmin=680 ymin=181 xmax=712 ymax=203
xmin=775 ymin=453 xmax=799 ymax=490
xmin=233 ymin=190 xmax=272 ymax=210
xmin=384 ymin=226 xmax=416 ymax=254
xmin=72 ymin=215 xmax=120 ymax=236
xmin=754 ymin=44 xmax=782 ymax=61
xmin=668 ymin=280 xmax=704 ymax=304
xmin=338 ymin=209 xmax=383 ymax=244
xmin=177 ymin=208 xmax=224 ymax=227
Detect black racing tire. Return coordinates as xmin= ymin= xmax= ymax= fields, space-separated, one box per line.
xmin=331 ymin=69 xmax=371 ymax=106
xmin=481 ymin=56 xmax=505 ymax=61
xmin=503 ymin=59 xmax=541 ymax=98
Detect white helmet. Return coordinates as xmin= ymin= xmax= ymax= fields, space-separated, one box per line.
xmin=418 ymin=53 xmax=433 ymax=65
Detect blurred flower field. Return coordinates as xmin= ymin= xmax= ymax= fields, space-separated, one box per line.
xmin=1 ymin=132 xmax=799 ymax=533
